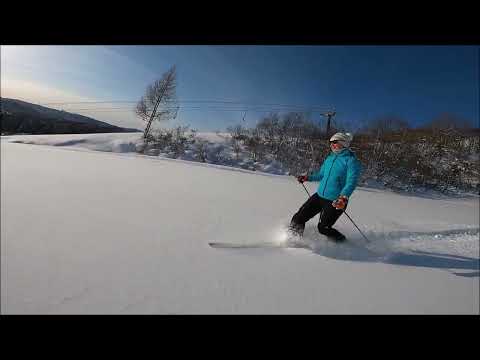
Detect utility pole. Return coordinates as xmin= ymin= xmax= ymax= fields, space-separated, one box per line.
xmin=321 ymin=111 xmax=336 ymax=137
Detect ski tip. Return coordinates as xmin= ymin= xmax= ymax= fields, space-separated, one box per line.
xmin=208 ymin=241 xmax=283 ymax=249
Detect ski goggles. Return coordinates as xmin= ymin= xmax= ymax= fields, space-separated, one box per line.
xmin=329 ymin=140 xmax=342 ymax=144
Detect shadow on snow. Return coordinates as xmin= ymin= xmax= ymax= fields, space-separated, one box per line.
xmin=302 ymin=227 xmax=480 ymax=277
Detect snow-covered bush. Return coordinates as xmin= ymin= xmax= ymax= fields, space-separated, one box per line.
xmin=193 ymin=139 xmax=209 ymax=162
xmin=353 ymin=128 xmax=479 ymax=193
xmin=137 ymin=112 xmax=478 ymax=194
xmin=143 ymin=126 xmax=196 ymax=157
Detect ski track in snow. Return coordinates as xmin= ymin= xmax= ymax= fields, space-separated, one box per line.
xmin=217 ymin=224 xmax=480 ymax=277
xmin=36 ymin=287 xmax=91 ymax=314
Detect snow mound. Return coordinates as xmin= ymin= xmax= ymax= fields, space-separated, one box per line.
xmin=4 ymin=132 xmax=291 ymax=176
xmin=7 ymin=133 xmax=144 ymax=153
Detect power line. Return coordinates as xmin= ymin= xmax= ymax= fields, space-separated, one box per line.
xmin=47 ymin=104 xmax=333 ymax=113
xmin=41 ymin=101 xmax=137 ymax=105
xmin=57 ymin=107 xmax=332 ymax=114
xmin=39 ymin=99 xmax=333 ymax=111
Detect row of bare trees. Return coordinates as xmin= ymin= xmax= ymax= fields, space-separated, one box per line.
xmin=228 ymin=112 xmax=333 ymax=174
xmin=227 ymin=112 xmax=479 ymax=193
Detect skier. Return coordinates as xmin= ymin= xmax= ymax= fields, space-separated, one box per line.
xmin=289 ymin=132 xmax=362 ymax=242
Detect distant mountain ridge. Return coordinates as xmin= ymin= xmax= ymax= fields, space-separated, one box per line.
xmin=1 ymin=98 xmax=141 ymax=135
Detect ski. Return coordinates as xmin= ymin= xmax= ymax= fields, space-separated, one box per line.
xmin=208 ymin=241 xmax=310 ymax=249
xmin=208 ymin=234 xmax=350 ymax=250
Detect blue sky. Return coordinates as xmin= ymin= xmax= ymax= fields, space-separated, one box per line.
xmin=2 ymin=45 xmax=478 ymax=131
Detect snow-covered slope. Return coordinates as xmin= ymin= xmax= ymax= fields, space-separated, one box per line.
xmin=5 ymin=132 xmax=289 ymax=175
xmin=1 ymin=135 xmax=478 ymax=314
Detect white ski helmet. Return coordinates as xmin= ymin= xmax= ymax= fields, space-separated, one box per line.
xmin=329 ymin=132 xmax=353 ymax=147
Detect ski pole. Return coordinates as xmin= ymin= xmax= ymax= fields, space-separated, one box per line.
xmin=301 ymin=182 xmax=310 ymax=197
xmin=342 ymin=211 xmax=370 ymax=243
xmin=299 ymin=181 xmax=370 ymax=243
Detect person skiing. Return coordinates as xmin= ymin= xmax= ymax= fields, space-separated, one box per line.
xmin=289 ymin=132 xmax=362 ymax=242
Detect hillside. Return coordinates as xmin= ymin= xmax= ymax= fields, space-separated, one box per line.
xmin=1 ymin=98 xmax=140 ymax=135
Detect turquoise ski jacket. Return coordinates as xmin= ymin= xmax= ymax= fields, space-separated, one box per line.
xmin=308 ymin=149 xmax=362 ymax=201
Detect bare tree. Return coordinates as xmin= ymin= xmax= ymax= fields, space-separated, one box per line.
xmin=244 ymin=127 xmax=265 ymax=163
xmin=363 ymin=115 xmax=410 ymax=139
xmin=257 ymin=113 xmax=280 ymax=153
xmin=193 ymin=139 xmax=209 ymax=162
xmin=227 ymin=124 xmax=248 ymax=160
xmin=424 ymin=113 xmax=473 ymax=132
xmin=136 ymin=65 xmax=178 ymax=140
xmin=227 ymin=124 xmax=248 ymax=141
xmin=232 ymin=139 xmax=242 ymax=160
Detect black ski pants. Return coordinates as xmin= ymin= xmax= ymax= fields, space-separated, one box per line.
xmin=290 ymin=192 xmax=346 ymax=239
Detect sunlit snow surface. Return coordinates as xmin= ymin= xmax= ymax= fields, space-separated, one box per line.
xmin=1 ymin=133 xmax=478 ymax=314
